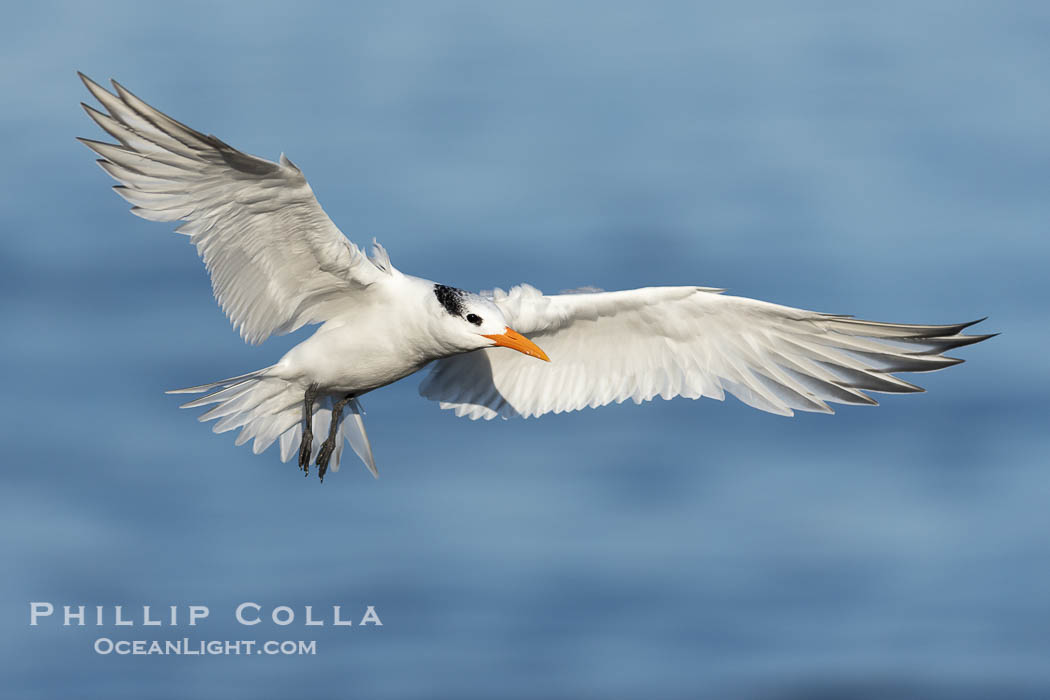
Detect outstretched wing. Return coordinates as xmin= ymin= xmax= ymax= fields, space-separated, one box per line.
xmin=420 ymin=284 xmax=992 ymax=420
xmin=78 ymin=73 xmax=384 ymax=344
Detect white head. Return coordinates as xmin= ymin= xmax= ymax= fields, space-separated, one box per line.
xmin=431 ymin=284 xmax=549 ymax=360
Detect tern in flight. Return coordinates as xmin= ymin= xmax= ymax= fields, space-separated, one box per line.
xmin=78 ymin=74 xmax=993 ymax=481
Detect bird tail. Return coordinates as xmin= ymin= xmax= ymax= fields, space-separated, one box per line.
xmin=167 ymin=368 xmax=377 ymax=477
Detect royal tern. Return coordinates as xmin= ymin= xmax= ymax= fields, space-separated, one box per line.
xmin=78 ymin=74 xmax=993 ymax=481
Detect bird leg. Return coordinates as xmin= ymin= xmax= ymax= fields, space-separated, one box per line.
xmin=298 ymin=383 xmax=319 ymax=476
xmin=316 ymin=394 xmax=353 ymax=483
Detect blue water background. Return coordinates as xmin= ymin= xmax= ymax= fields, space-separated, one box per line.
xmin=2 ymin=2 xmax=1048 ymax=698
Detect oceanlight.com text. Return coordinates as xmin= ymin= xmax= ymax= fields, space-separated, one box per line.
xmin=94 ymin=638 xmax=317 ymax=656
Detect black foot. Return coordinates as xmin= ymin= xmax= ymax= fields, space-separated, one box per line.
xmin=316 ymin=440 xmax=335 ymax=482
xmin=299 ymin=431 xmax=313 ymax=476
xmin=315 ymin=394 xmax=352 ymax=484
xmin=298 ymin=383 xmax=319 ymax=476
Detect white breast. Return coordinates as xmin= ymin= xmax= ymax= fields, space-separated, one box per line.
xmin=269 ymin=275 xmax=444 ymax=393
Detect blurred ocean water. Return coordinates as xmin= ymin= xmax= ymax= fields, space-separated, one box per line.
xmin=2 ymin=2 xmax=1048 ymax=698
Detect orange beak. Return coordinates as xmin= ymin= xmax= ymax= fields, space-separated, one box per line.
xmin=482 ymin=327 xmax=550 ymax=362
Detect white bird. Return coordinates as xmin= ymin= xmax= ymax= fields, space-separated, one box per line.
xmin=78 ymin=74 xmax=993 ymax=481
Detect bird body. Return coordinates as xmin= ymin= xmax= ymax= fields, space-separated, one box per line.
xmin=272 ymin=272 xmax=457 ymax=395
xmin=261 ymin=269 xmax=535 ymax=395
xmin=78 ymin=73 xmax=993 ymax=480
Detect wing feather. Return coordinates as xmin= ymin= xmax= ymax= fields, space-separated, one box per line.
xmin=420 ymin=284 xmax=993 ymax=420
xmin=79 ymin=73 xmax=384 ymax=344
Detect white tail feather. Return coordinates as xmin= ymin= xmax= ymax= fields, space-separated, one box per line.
xmin=170 ymin=369 xmax=377 ymax=477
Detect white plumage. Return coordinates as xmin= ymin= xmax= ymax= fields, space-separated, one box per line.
xmin=79 ymin=74 xmax=993 ymax=480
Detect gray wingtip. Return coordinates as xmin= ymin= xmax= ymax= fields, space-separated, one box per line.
xmin=77 ymin=72 xmax=109 ymax=94
xmin=278 ymin=152 xmax=300 ymax=171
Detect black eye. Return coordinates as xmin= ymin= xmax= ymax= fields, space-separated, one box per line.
xmin=466 ymin=313 xmax=482 ymax=326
